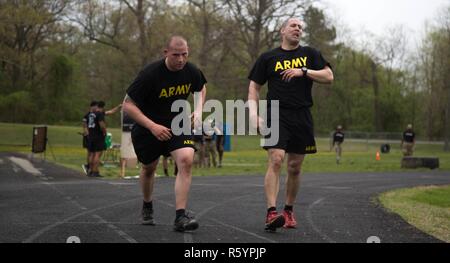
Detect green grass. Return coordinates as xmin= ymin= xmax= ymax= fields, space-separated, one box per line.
xmin=379 ymin=185 xmax=450 ymax=242
xmin=1 ymin=122 xmax=449 ymax=179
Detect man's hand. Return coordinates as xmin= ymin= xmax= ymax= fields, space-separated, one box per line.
xmin=250 ymin=114 xmax=265 ymax=134
xmin=149 ymin=123 xmax=172 ymax=141
xmin=280 ymin=68 xmax=303 ymax=82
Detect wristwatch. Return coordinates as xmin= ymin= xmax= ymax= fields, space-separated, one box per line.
xmin=301 ymin=67 xmax=308 ymax=77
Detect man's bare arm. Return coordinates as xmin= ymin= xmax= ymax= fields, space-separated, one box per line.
xmin=105 ymin=104 xmax=122 ymax=115
xmin=305 ymin=66 xmax=334 ymax=84
xmin=248 ymin=81 xmax=262 ymax=118
xmin=122 ymin=95 xmax=172 ymax=141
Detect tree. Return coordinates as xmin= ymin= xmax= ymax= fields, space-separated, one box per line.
xmin=420 ymin=5 xmax=450 ymax=149
xmin=357 ymin=26 xmax=408 ymax=132
xmin=222 ymin=0 xmax=312 ymax=70
xmin=0 ymin=0 xmax=69 ymax=92
xmin=302 ymin=5 xmax=337 ymax=130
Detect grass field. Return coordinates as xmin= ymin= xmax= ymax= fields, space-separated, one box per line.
xmin=1 ymin=122 xmax=449 ymax=178
xmin=379 ymin=185 xmax=450 ymax=242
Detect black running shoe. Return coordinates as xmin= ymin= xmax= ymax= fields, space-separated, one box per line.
xmin=173 ymin=214 xmax=199 ymax=232
xmin=141 ymin=206 xmax=155 ymax=225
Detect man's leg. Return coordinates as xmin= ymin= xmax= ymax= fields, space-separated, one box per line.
xmin=285 ymin=153 xmax=305 ymax=206
xmin=264 ymin=149 xmax=286 ymax=231
xmin=171 ymin=147 xmax=198 ymax=232
xmin=140 ymin=159 xmax=159 ymax=202
xmin=218 ymin=148 xmax=223 ymax=167
xmin=88 ymin=151 xmax=94 ymax=175
xmin=120 ymin=158 xmax=126 ymax=178
xmin=283 ymin=153 xmax=305 ymax=228
xmin=163 ymin=156 xmax=169 ymax=176
xmin=204 ymin=141 xmax=211 ymax=167
xmin=266 ymin=149 xmax=285 ymax=208
xmin=85 ymin=149 xmax=90 ymax=171
xmin=336 ymin=144 xmax=341 ymax=163
xmin=171 ymin=148 xmax=195 ymax=210
xmin=90 ymin=151 xmax=103 ymax=176
xmin=140 ymin=159 xmax=159 ymax=225
xmin=210 ymin=142 xmax=217 ymax=167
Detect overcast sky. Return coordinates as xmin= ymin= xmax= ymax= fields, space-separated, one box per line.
xmin=320 ymin=0 xmax=448 ymax=49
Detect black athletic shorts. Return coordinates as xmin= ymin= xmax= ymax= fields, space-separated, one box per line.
xmin=131 ymin=126 xmax=195 ymax=165
xmin=87 ymin=136 xmax=106 ymax=152
xmin=263 ymin=107 xmax=317 ymax=154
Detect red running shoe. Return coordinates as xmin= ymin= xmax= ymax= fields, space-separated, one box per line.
xmin=283 ymin=210 xmax=297 ymax=228
xmin=265 ymin=211 xmax=285 ymax=232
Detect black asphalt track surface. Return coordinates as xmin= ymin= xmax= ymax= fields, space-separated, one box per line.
xmin=1 ymin=152 xmax=449 ymax=243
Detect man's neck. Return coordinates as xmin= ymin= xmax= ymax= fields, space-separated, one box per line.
xmin=164 ymin=58 xmax=183 ymax=72
xmin=281 ymin=41 xmax=300 ymax=51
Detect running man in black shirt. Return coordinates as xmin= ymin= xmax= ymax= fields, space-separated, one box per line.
xmin=248 ymin=18 xmax=334 ymax=231
xmin=332 ymin=125 xmax=345 ymax=164
xmin=401 ymin=124 xmax=415 ymax=156
xmin=123 ymin=36 xmax=206 ymax=232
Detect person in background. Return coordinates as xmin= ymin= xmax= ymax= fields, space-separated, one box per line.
xmin=82 ymin=101 xmax=98 ymax=175
xmin=401 ymin=124 xmax=416 ymax=156
xmin=97 ymin=101 xmax=122 ymax=116
xmin=215 ymin=122 xmax=225 ymax=168
xmin=203 ymin=120 xmax=217 ymax=168
xmin=162 ymin=155 xmax=178 ymax=177
xmin=120 ymin=108 xmax=138 ymax=178
xmin=86 ymin=103 xmax=107 ymax=177
xmin=332 ymin=125 xmax=345 ymax=164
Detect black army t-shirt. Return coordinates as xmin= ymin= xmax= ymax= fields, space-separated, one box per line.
xmin=85 ymin=111 xmax=105 ymax=139
xmin=333 ymin=131 xmax=345 ymax=143
xmin=248 ymin=46 xmax=331 ymax=109
xmin=403 ymin=131 xmax=415 ymax=143
xmin=127 ymin=59 xmax=206 ymax=128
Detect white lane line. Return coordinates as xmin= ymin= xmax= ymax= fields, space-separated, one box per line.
xmin=0 ymin=159 xmax=4 ymax=165
xmin=9 ymin=157 xmax=42 ymax=176
xmin=305 ymin=198 xmax=336 ymax=243
xmin=40 ymin=182 xmax=88 ymax=210
xmin=12 ymin=164 xmax=20 ymax=173
xmin=91 ymin=214 xmax=138 ymax=243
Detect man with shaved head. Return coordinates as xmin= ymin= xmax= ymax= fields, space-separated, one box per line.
xmin=248 ymin=18 xmax=334 ymax=232
xmin=123 ymin=35 xmax=207 ymax=232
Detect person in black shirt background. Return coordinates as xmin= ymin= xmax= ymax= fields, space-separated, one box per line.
xmin=123 ymin=36 xmax=206 ymax=232
xmin=85 ymin=103 xmax=107 ymax=177
xmin=82 ymin=101 xmax=98 ymax=174
xmin=332 ymin=125 xmax=345 ymax=164
xmin=401 ymin=124 xmax=416 ymax=156
xmin=120 ymin=108 xmax=137 ymax=178
xmin=248 ymin=18 xmax=334 ymax=232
